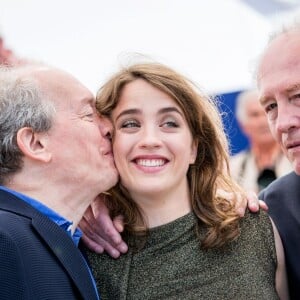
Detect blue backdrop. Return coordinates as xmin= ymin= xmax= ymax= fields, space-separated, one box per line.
xmin=216 ymin=90 xmax=249 ymax=155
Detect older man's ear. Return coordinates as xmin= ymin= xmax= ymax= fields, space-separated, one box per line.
xmin=16 ymin=127 xmax=52 ymax=162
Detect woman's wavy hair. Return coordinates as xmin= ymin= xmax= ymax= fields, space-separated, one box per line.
xmin=96 ymin=62 xmax=243 ymax=249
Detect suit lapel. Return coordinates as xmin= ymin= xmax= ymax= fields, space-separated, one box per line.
xmin=31 ymin=211 xmax=99 ymax=300
xmin=0 ymin=192 xmax=99 ymax=300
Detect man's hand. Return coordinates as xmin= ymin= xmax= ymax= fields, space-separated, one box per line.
xmin=79 ymin=196 xmax=128 ymax=258
xmin=216 ymin=189 xmax=268 ymax=216
xmin=80 ymin=190 xmax=268 ymax=258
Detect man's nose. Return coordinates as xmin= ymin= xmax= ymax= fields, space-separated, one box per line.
xmin=276 ymin=104 xmax=298 ymax=134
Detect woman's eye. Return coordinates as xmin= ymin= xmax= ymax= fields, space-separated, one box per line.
xmin=121 ymin=120 xmax=140 ymax=128
xmin=161 ymin=120 xmax=179 ymax=128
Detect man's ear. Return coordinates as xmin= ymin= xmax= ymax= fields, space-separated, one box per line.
xmin=17 ymin=127 xmax=52 ymax=162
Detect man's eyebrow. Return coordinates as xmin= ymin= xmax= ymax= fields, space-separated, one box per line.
xmin=286 ymin=83 xmax=300 ymax=93
xmin=260 ymin=83 xmax=300 ymax=105
xmin=80 ymin=96 xmax=95 ymax=106
xmin=259 ymin=95 xmax=268 ymax=106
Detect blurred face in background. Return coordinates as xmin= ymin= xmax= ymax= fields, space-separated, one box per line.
xmin=240 ymin=94 xmax=275 ymax=146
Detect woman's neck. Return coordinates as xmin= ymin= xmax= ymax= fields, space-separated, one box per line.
xmin=130 ymin=181 xmax=192 ymax=228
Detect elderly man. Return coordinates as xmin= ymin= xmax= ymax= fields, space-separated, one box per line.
xmin=256 ymin=24 xmax=300 ymax=299
xmin=0 ymin=64 xmax=118 ymax=299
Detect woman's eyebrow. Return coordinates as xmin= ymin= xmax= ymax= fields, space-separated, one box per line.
xmin=115 ymin=106 xmax=183 ymax=121
xmin=115 ymin=108 xmax=141 ymax=121
xmin=158 ymin=107 xmax=183 ymax=116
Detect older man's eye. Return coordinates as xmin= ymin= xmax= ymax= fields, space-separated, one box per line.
xmin=82 ymin=112 xmax=95 ymax=121
xmin=291 ymin=94 xmax=300 ymax=105
xmin=265 ymin=102 xmax=277 ymax=113
xmin=264 ymin=103 xmax=278 ymax=121
xmin=291 ymin=93 xmax=300 ymax=99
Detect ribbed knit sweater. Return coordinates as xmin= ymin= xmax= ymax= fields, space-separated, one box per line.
xmin=87 ymin=210 xmax=278 ymax=300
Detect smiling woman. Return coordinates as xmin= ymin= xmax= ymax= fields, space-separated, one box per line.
xmin=86 ymin=62 xmax=288 ymax=299
xmin=111 ymin=79 xmax=197 ymax=209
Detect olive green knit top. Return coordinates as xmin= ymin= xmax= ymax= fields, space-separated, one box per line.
xmin=87 ymin=210 xmax=278 ymax=300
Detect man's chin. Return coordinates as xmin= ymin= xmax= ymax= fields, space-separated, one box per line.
xmin=292 ymin=161 xmax=300 ymax=175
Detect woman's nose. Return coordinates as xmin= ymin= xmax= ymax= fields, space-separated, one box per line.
xmin=138 ymin=126 xmax=162 ymax=148
xmin=98 ymin=115 xmax=113 ymax=139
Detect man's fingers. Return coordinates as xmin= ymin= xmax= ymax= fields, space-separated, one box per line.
xmin=217 ymin=188 xmax=246 ymax=216
xmin=259 ymin=199 xmax=269 ymax=211
xmin=80 ymin=197 xmax=128 ymax=257
xmin=94 ymin=212 xmax=123 ymax=246
xmin=245 ymin=191 xmax=260 ymax=213
xmin=91 ymin=197 xmax=123 ymax=245
xmin=216 ymin=188 xmax=268 ymax=216
xmin=81 ymin=234 xmax=104 ymax=254
xmin=113 ymin=215 xmax=125 ymax=233
xmin=79 ymin=217 xmax=104 ymax=253
xmin=80 ymin=216 xmax=124 ymax=258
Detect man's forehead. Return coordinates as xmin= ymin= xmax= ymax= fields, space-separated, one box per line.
xmin=268 ymin=32 xmax=300 ymax=60
xmin=34 ymin=68 xmax=92 ymax=96
xmin=258 ymin=32 xmax=300 ymax=83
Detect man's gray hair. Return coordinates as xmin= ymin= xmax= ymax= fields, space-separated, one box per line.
xmin=0 ymin=65 xmax=55 ymax=184
xmin=255 ymin=19 xmax=300 ymax=85
xmin=268 ymin=19 xmax=300 ymax=43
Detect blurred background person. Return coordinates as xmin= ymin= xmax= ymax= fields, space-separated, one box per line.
xmin=229 ymin=89 xmax=292 ymax=192
xmin=0 ymin=35 xmax=25 ymax=66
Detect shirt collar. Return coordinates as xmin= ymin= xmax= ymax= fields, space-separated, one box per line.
xmin=0 ymin=186 xmax=82 ymax=246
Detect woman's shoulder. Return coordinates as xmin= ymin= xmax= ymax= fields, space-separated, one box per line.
xmin=241 ymin=208 xmax=271 ymax=225
xmin=236 ymin=209 xmax=276 ymax=262
xmin=239 ymin=209 xmax=274 ymax=238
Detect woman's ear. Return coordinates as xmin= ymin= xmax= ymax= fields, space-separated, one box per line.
xmin=17 ymin=127 xmax=52 ymax=162
xmin=189 ymin=140 xmax=198 ymax=164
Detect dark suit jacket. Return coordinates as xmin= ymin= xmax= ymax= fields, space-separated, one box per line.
xmin=259 ymin=171 xmax=300 ymax=300
xmin=0 ymin=189 xmax=99 ymax=300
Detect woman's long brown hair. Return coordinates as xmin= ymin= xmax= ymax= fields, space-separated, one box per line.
xmin=96 ymin=62 xmax=242 ymax=249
